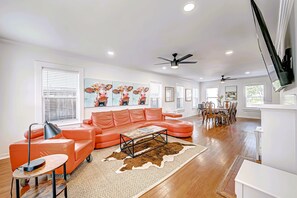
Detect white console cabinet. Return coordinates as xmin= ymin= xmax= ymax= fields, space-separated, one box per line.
xmin=235 ymin=160 xmax=297 ymax=198
xmin=260 ymin=104 xmax=297 ymax=174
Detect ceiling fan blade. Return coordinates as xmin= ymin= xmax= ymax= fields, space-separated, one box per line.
xmin=155 ymin=62 xmax=170 ymax=65
xmin=224 ymin=77 xmax=231 ymax=79
xmin=179 ymin=61 xmax=197 ymax=64
xmin=177 ymin=54 xmax=193 ymax=62
xmin=158 ymin=57 xmax=172 ymax=62
xmin=227 ymin=78 xmax=237 ymax=80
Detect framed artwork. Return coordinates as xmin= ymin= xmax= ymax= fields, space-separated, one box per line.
xmin=84 ymin=78 xmax=113 ymax=108
xmin=165 ymin=87 xmax=174 ymax=102
xmin=225 ymin=85 xmax=237 ymax=101
xmin=185 ymin=89 xmax=192 ymax=101
xmin=131 ymin=83 xmax=150 ymax=106
xmin=112 ymin=81 xmax=134 ymax=106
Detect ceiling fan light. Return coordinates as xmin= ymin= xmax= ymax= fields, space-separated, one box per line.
xmin=221 ymin=80 xmax=225 ymax=84
xmin=171 ymin=65 xmax=179 ymax=69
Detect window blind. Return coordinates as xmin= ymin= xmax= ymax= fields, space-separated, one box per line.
xmin=42 ymin=68 xmax=79 ymax=122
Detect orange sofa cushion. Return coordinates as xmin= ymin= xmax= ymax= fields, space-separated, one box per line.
xmin=129 ymin=109 xmax=145 ymax=123
xmin=92 ymin=111 xmax=114 ymax=129
xmin=145 ymin=108 xmax=163 ymax=121
xmin=112 ymin=110 xmax=131 ymax=126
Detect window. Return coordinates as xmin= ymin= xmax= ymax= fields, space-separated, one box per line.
xmin=245 ymin=85 xmax=264 ymax=107
xmin=206 ymin=88 xmax=218 ymax=107
xmin=150 ymin=82 xmax=162 ymax=108
xmin=176 ymin=85 xmax=185 ymax=109
xmin=42 ymin=68 xmax=80 ymax=123
xmin=193 ymin=88 xmax=199 ymax=108
xmin=35 ymin=61 xmax=83 ymax=125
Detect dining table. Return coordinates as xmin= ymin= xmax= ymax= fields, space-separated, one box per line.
xmin=201 ymin=107 xmax=229 ymax=124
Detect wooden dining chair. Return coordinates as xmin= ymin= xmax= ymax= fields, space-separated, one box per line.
xmin=230 ymin=102 xmax=237 ymax=123
xmin=223 ymin=101 xmax=230 ymax=109
xmin=205 ymin=104 xmax=219 ymax=125
xmin=220 ymin=103 xmax=232 ymax=125
xmin=233 ymin=102 xmax=238 ymax=122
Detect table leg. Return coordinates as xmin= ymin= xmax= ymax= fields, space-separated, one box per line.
xmin=132 ymin=139 xmax=134 ymax=158
xmin=52 ymin=170 xmax=56 ymax=198
xmin=35 ymin=177 xmax=38 ymax=186
xmin=63 ymin=163 xmax=68 ymax=198
xmin=15 ymin=179 xmax=20 ymax=198
xmin=120 ymin=134 xmax=122 ymax=150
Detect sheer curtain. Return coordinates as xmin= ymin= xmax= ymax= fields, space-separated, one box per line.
xmin=275 ymin=0 xmax=294 ymax=58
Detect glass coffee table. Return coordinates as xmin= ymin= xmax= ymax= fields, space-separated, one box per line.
xmin=120 ymin=125 xmax=168 ymax=158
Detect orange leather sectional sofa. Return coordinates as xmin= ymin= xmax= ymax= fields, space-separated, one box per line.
xmin=9 ymin=128 xmax=95 ymax=174
xmin=82 ymin=108 xmax=193 ymax=148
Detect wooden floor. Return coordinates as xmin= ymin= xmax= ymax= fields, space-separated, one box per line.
xmin=0 ymin=116 xmax=260 ymax=198
xmin=142 ymin=116 xmax=260 ymax=198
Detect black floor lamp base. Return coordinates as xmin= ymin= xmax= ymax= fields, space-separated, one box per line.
xmin=22 ymin=158 xmax=46 ymax=172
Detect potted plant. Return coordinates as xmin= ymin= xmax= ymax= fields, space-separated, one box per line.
xmin=217 ymin=95 xmax=224 ymax=107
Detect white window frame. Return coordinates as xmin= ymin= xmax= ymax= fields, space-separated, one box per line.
xmin=206 ymin=87 xmax=218 ymax=107
xmin=192 ymin=88 xmax=199 ymax=108
xmin=35 ymin=61 xmax=84 ymax=126
xmin=176 ymin=84 xmax=185 ymax=110
xmin=244 ymin=84 xmax=265 ymax=109
xmin=149 ymin=81 xmax=163 ymax=108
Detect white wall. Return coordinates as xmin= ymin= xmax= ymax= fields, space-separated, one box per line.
xmin=200 ymin=76 xmax=280 ymax=119
xmin=280 ymin=1 xmax=297 ymax=103
xmin=0 ymin=39 xmax=199 ymax=158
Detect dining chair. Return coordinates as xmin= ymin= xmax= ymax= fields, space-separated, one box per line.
xmin=220 ymin=103 xmax=232 ymax=125
xmin=223 ymin=101 xmax=230 ymax=109
xmin=233 ymin=102 xmax=238 ymax=122
xmin=205 ymin=104 xmax=219 ymax=125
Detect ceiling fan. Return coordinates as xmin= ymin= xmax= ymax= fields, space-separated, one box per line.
xmin=220 ymin=75 xmax=237 ymax=83
xmin=155 ymin=53 xmax=197 ymax=69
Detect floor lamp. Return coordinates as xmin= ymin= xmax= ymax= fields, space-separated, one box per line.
xmin=22 ymin=121 xmax=62 ymax=172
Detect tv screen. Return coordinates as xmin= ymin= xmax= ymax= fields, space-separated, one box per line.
xmin=250 ymin=0 xmax=292 ymax=92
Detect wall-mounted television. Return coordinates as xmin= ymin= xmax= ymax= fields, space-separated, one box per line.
xmin=250 ymin=0 xmax=293 ymax=92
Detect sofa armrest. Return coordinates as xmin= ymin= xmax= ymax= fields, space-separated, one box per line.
xmin=81 ymin=123 xmax=103 ymax=134
xmin=163 ymin=113 xmax=183 ymax=118
xmin=62 ymin=128 xmax=95 ymax=142
xmin=9 ymin=139 xmax=75 ymax=171
xmin=83 ymin=119 xmax=92 ymax=124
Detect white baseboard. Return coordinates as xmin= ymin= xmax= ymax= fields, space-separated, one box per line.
xmin=237 ymin=115 xmax=261 ymax=120
xmin=0 ymin=153 xmax=9 ymax=160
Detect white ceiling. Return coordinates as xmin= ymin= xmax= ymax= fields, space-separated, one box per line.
xmin=0 ymin=0 xmax=280 ymax=81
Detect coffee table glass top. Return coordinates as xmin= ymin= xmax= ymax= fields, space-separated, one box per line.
xmin=121 ymin=125 xmax=167 ymax=139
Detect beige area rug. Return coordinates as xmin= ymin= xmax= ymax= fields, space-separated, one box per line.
xmin=62 ymin=136 xmax=207 ymax=198
xmin=217 ymin=155 xmax=258 ymax=198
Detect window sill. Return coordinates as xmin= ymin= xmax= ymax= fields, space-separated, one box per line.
xmin=242 ymin=107 xmax=260 ymax=111
xmin=50 ymin=119 xmax=81 ymax=127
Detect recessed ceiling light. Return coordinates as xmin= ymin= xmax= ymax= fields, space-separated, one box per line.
xmin=225 ymin=50 xmax=233 ymax=55
xmin=245 ymin=71 xmax=250 ymax=74
xmin=107 ymin=51 xmax=114 ymax=56
xmin=200 ymin=77 xmax=203 ymax=80
xmin=162 ymin=66 xmax=167 ymax=70
xmin=184 ymin=3 xmax=195 ymax=12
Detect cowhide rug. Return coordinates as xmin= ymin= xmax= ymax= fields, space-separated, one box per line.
xmin=103 ymin=137 xmax=196 ymax=173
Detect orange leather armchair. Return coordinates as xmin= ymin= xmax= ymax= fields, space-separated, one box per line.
xmin=9 ymin=128 xmax=95 ymax=174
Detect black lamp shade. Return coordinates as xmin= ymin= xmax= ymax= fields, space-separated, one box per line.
xmin=44 ymin=121 xmax=62 ymax=139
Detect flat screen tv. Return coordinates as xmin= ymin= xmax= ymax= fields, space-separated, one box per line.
xmin=250 ymin=0 xmax=293 ymax=92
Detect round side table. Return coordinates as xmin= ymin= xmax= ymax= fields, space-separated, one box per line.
xmin=13 ymin=154 xmax=68 ymax=198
